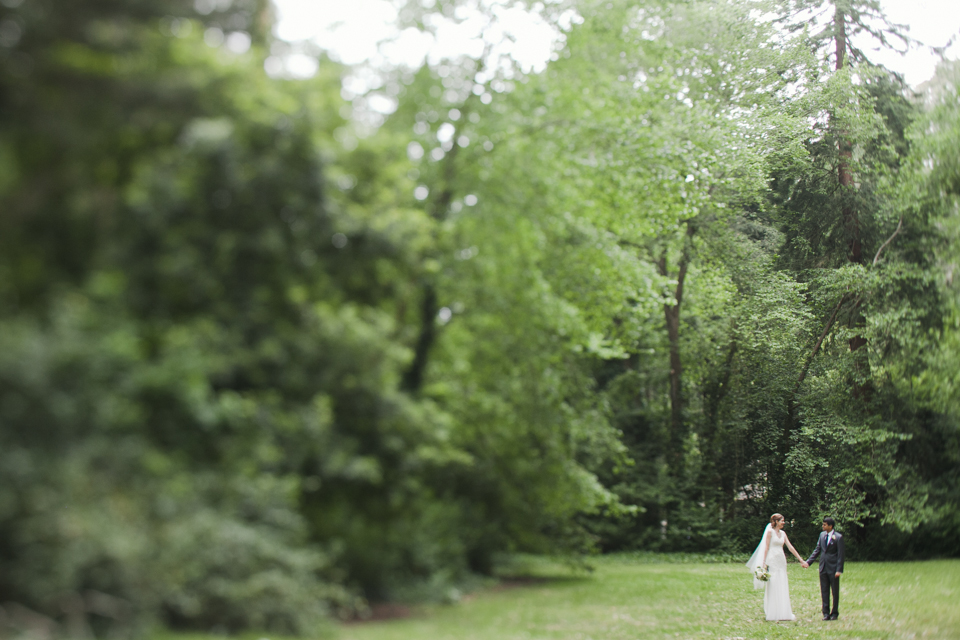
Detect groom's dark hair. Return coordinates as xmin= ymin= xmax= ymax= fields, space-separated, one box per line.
xmin=823 ymin=517 xmax=836 ymax=527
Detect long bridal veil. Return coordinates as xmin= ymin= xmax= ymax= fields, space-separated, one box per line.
xmin=745 ymin=523 xmax=773 ymax=590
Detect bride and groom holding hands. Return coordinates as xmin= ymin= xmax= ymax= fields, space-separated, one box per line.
xmin=745 ymin=514 xmax=845 ymax=622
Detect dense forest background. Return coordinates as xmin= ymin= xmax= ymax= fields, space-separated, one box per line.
xmin=1 ymin=0 xmax=958 ymax=635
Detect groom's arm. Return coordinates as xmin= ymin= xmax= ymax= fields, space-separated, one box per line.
xmin=806 ymin=533 xmax=823 ymax=565
xmin=836 ymin=534 xmax=845 ymax=575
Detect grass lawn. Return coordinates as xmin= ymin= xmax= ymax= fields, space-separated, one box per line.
xmin=333 ymin=556 xmax=960 ymax=640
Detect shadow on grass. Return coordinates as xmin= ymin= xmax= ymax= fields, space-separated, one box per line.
xmin=344 ymin=556 xmax=596 ymax=626
xmin=601 ymin=550 xmax=750 ymax=564
xmin=492 ymin=552 xmax=597 ymax=580
xmin=489 ymin=575 xmax=593 ymax=590
xmin=342 ymin=603 xmax=418 ymax=625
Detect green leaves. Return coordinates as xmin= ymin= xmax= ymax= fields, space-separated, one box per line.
xmin=3 ymin=0 xmax=960 ymax=631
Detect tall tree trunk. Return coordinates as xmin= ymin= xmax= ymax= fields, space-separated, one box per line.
xmin=400 ymin=106 xmax=468 ymax=395
xmin=834 ymin=4 xmax=863 ymax=266
xmin=834 ymin=2 xmax=869 ymax=394
xmin=834 ymin=4 xmax=847 ymax=71
xmin=657 ymin=223 xmax=695 ymax=461
xmin=701 ymin=333 xmax=737 ymax=503
xmin=703 ymin=333 xmax=737 ymax=447
xmin=401 ymin=282 xmax=438 ymax=393
xmin=663 ymin=297 xmax=683 ymax=447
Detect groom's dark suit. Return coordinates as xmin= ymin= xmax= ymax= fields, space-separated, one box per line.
xmin=806 ymin=530 xmax=845 ymax=618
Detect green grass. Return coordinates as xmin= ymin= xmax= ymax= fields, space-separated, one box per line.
xmin=333 ymin=556 xmax=960 ymax=640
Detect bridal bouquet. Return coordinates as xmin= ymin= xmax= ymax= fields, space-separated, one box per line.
xmin=754 ymin=566 xmax=771 ymax=582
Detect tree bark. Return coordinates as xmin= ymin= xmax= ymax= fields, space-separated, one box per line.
xmin=657 ymin=223 xmax=695 ymax=459
xmin=833 ymin=2 xmax=868 ymax=385
xmin=835 ymin=5 xmax=863 ymax=266
xmin=401 ymin=282 xmax=438 ymax=393
xmin=701 ymin=333 xmax=737 ymax=498
xmin=834 ymin=4 xmax=847 ymax=71
xmin=704 ymin=334 xmax=737 ymax=443
xmin=400 ymin=99 xmax=473 ymax=394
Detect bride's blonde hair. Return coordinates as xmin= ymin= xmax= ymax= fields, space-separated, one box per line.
xmin=770 ymin=513 xmax=784 ymax=526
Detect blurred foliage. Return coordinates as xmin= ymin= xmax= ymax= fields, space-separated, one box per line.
xmin=1 ymin=0 xmax=959 ymax=637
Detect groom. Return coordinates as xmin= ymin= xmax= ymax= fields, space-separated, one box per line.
xmin=805 ymin=516 xmax=845 ymax=620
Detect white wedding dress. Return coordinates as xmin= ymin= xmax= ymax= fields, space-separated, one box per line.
xmin=762 ymin=531 xmax=796 ymax=621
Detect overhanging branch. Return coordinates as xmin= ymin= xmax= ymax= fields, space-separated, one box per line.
xmin=873 ymin=215 xmax=904 ymax=266
xmin=794 ymin=292 xmax=852 ymax=394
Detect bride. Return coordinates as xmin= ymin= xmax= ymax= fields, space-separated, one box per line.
xmin=746 ymin=513 xmax=808 ymax=621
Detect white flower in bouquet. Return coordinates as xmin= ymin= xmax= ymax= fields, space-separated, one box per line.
xmin=754 ymin=566 xmax=771 ymax=582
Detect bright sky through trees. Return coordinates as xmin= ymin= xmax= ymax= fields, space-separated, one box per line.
xmin=272 ymin=0 xmax=960 ymax=87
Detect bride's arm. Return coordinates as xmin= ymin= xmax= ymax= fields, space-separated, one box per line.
xmin=783 ymin=533 xmax=808 ymax=566
xmin=761 ymin=530 xmax=771 ymax=567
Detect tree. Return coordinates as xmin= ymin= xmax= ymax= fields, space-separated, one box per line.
xmin=0 ymin=0 xmax=466 ymax=628
xmin=761 ymin=0 xmax=954 ymax=540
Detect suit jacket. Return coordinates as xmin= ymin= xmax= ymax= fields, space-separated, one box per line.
xmin=807 ymin=530 xmax=845 ymax=575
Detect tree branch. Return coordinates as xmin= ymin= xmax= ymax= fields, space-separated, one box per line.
xmin=872 ymin=215 xmax=904 ymax=266
xmin=795 ymin=293 xmax=851 ymax=394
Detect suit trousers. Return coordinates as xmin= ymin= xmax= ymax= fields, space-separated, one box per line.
xmin=819 ymin=571 xmax=840 ymax=616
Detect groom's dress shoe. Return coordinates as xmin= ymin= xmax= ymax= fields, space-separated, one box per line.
xmin=823 ymin=615 xmax=831 ymax=621
xmin=829 ymin=614 xmax=839 ymax=620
